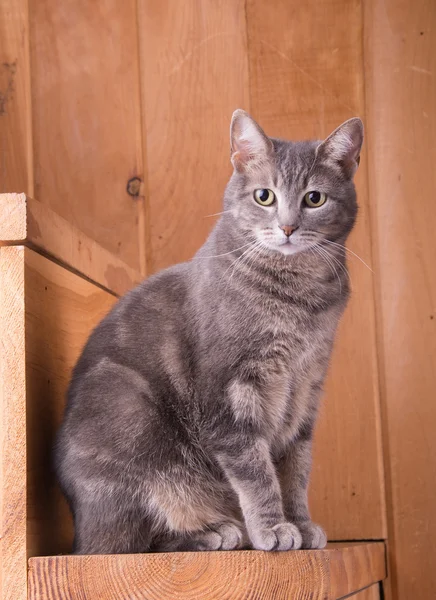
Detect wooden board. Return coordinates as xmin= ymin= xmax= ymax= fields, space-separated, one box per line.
xmin=350 ymin=584 xmax=380 ymax=599
xmin=28 ymin=0 xmax=145 ymax=271
xmin=246 ymin=0 xmax=386 ymax=541
xmin=0 ymin=247 xmax=27 ymax=600
xmin=22 ymin=248 xmax=116 ymax=557
xmin=137 ymin=0 xmax=249 ymax=272
xmin=0 ymin=245 xmax=116 ymax=599
xmin=0 ymin=0 xmax=33 ymax=194
xmin=0 ymin=193 xmax=142 ymax=295
xmin=329 ymin=544 xmax=385 ymax=599
xmin=27 ymin=542 xmax=386 ymax=600
xmin=364 ymin=0 xmax=436 ymax=598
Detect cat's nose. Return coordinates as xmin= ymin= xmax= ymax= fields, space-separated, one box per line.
xmin=279 ymin=225 xmax=298 ymax=237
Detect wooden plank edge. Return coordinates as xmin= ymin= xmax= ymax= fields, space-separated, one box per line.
xmin=0 ymin=193 xmax=142 ymax=296
xmin=27 ymin=543 xmax=386 ymax=600
xmin=330 ymin=542 xmax=386 ymax=599
xmin=0 ymin=246 xmax=28 ymax=600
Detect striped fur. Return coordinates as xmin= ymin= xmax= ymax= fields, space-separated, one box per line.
xmin=55 ymin=111 xmax=363 ymax=553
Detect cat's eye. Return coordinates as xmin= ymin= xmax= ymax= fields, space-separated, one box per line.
xmin=304 ymin=191 xmax=327 ymax=208
xmin=254 ymin=189 xmax=275 ymax=206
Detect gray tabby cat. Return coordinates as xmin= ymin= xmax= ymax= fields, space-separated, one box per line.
xmin=55 ymin=110 xmax=363 ymax=554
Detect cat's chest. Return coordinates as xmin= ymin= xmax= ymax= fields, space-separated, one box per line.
xmin=260 ymin=344 xmax=321 ymax=441
xmin=254 ymin=309 xmax=338 ymax=447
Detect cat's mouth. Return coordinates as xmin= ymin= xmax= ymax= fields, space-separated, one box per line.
xmin=260 ymin=238 xmax=307 ymax=256
xmin=275 ymin=240 xmax=305 ymax=256
xmin=256 ymin=228 xmax=318 ymax=257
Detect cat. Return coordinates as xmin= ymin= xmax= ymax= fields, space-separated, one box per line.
xmin=55 ymin=109 xmax=363 ymax=554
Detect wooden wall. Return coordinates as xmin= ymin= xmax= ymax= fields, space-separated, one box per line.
xmin=1 ymin=0 xmax=146 ymax=273
xmin=138 ymin=0 xmax=249 ymax=272
xmin=1 ymin=0 xmax=435 ymax=597
xmin=365 ymin=0 xmax=436 ymax=598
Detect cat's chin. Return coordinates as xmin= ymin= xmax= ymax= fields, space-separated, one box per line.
xmin=273 ymin=243 xmax=306 ymax=257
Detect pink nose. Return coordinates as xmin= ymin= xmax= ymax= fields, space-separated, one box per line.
xmin=279 ymin=225 xmax=297 ymax=237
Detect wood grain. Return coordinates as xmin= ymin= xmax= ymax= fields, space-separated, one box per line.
xmin=329 ymin=543 xmax=385 ymax=598
xmin=27 ymin=543 xmax=386 ymax=600
xmin=364 ymin=0 xmax=436 ymax=598
xmin=28 ymin=0 xmax=145 ymax=270
xmin=0 ymin=0 xmax=33 ymax=194
xmin=0 ymin=247 xmax=27 ymax=600
xmin=0 ymin=193 xmax=142 ymax=295
xmin=247 ymin=0 xmax=386 ymax=541
xmin=138 ymin=0 xmax=249 ymax=272
xmin=22 ymin=248 xmax=116 ymax=556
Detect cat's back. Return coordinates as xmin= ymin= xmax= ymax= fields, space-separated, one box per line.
xmin=65 ymin=261 xmax=194 ymax=410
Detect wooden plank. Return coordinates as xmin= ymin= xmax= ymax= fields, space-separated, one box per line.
xmin=349 ymin=584 xmax=380 ymax=599
xmin=27 ymin=543 xmax=385 ymax=600
xmin=138 ymin=0 xmax=249 ymax=272
xmin=0 ymin=247 xmax=27 ymax=600
xmin=0 ymin=193 xmax=28 ymax=240
xmin=28 ymin=0 xmax=145 ymax=271
xmin=246 ymin=0 xmax=386 ymax=541
xmin=364 ymin=0 xmax=436 ymax=598
xmin=0 ymin=0 xmax=33 ymax=194
xmin=0 ymin=247 xmax=116 ymax=596
xmin=22 ymin=248 xmax=116 ymax=557
xmin=0 ymin=193 xmax=141 ymax=295
xmin=329 ymin=544 xmax=385 ymax=598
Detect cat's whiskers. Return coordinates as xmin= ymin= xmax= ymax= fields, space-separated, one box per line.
xmin=224 ymin=240 xmax=266 ymax=304
xmin=314 ymin=243 xmax=350 ymax=281
xmin=228 ymin=240 xmax=265 ymax=279
xmin=196 ymin=240 xmax=255 ymax=259
xmin=310 ymin=233 xmax=373 ymax=273
xmin=310 ymin=245 xmax=341 ymax=292
xmin=323 ymin=239 xmax=373 ymax=273
xmin=223 ymin=240 xmax=265 ymax=289
xmin=310 ymin=245 xmax=342 ymax=293
xmin=203 ymin=210 xmax=233 ymax=218
xmin=240 ymin=241 xmax=266 ymax=279
xmin=218 ymin=240 xmax=260 ymax=285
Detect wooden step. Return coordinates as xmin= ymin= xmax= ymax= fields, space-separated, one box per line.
xmin=28 ymin=542 xmax=386 ymax=600
xmin=0 ymin=193 xmax=142 ymax=295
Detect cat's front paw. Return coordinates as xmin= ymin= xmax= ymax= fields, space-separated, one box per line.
xmin=250 ymin=522 xmax=302 ymax=551
xmin=297 ymin=521 xmax=327 ymax=549
xmin=180 ymin=522 xmax=243 ymax=551
xmin=214 ymin=522 xmax=243 ymax=550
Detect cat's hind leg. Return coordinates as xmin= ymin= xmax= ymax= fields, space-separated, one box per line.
xmin=73 ymin=502 xmax=152 ymax=554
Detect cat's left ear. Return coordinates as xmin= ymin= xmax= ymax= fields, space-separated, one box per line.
xmin=317 ymin=118 xmax=364 ymax=179
xmin=230 ymin=109 xmax=274 ymax=172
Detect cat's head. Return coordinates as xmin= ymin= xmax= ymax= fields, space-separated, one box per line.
xmin=225 ymin=110 xmax=363 ymax=256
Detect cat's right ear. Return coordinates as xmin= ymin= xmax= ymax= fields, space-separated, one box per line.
xmin=230 ymin=110 xmax=273 ymax=172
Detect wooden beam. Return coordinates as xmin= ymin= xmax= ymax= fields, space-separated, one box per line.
xmin=0 ymin=247 xmax=27 ymax=600
xmin=28 ymin=543 xmax=386 ymax=600
xmin=0 ymin=194 xmax=141 ymax=295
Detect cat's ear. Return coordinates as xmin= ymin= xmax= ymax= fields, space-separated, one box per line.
xmin=317 ymin=118 xmax=364 ymax=178
xmin=230 ymin=109 xmax=273 ymax=172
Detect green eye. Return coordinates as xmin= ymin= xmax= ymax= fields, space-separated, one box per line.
xmin=254 ymin=189 xmax=275 ymax=206
xmin=304 ymin=191 xmax=327 ymax=208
